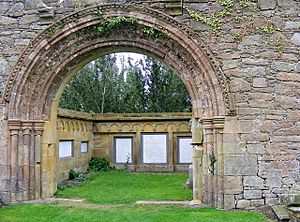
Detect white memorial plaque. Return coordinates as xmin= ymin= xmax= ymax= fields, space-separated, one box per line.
xmin=59 ymin=140 xmax=73 ymax=158
xmin=81 ymin=141 xmax=88 ymax=153
xmin=178 ymin=137 xmax=192 ymax=163
xmin=115 ymin=137 xmax=132 ymax=163
xmin=142 ymin=134 xmax=167 ymax=163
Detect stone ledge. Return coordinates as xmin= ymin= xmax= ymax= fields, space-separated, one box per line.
xmin=272 ymin=205 xmax=290 ymax=222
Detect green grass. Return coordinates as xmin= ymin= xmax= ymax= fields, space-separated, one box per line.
xmin=55 ymin=171 xmax=192 ymax=204
xmin=0 ymin=171 xmax=269 ymax=222
xmin=0 ymin=204 xmax=268 ymax=222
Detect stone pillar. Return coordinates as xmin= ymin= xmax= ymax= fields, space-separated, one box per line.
xmin=7 ymin=120 xmax=45 ymax=202
xmin=33 ymin=123 xmax=44 ymax=199
xmin=202 ymin=118 xmax=214 ymax=206
xmin=213 ymin=117 xmax=225 ymax=209
xmin=21 ymin=123 xmax=32 ymax=200
xmin=190 ymin=118 xmax=204 ymax=206
xmin=202 ymin=117 xmax=225 ymax=208
xmin=8 ymin=120 xmax=21 ymax=202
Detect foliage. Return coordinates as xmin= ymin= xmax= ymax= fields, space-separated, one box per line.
xmin=94 ymin=16 xmax=163 ymax=38
xmin=69 ymin=169 xmax=80 ymax=180
xmin=57 ymin=170 xmax=100 ymax=191
xmin=259 ymin=24 xmax=280 ymax=34
xmin=88 ymin=157 xmax=113 ymax=172
xmin=59 ymin=54 xmax=192 ymax=113
xmin=209 ymin=151 xmax=217 ymax=175
xmin=185 ymin=7 xmax=223 ymax=36
xmin=59 ymin=54 xmax=121 ymax=113
xmin=233 ymin=32 xmax=243 ymax=42
xmin=217 ymin=0 xmax=235 ymax=9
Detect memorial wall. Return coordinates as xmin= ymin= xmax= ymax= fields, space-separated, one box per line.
xmin=57 ymin=109 xmax=192 ymax=181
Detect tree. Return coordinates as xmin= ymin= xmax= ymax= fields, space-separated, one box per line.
xmin=59 ymin=53 xmax=192 ymax=113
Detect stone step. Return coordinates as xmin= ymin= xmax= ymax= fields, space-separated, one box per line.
xmin=136 ymin=200 xmax=190 ymax=206
xmin=272 ymin=205 xmax=290 ymax=222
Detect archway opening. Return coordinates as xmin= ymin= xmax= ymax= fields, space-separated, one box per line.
xmin=55 ymin=52 xmax=194 ymax=189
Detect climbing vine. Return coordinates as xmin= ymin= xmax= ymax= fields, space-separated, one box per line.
xmin=185 ymin=7 xmax=223 ymax=36
xmin=185 ymin=0 xmax=281 ymax=43
xmin=94 ymin=16 xmax=164 ymax=38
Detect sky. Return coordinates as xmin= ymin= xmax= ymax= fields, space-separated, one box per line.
xmin=113 ymin=52 xmax=146 ymax=70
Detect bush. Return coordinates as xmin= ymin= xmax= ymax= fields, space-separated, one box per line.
xmin=69 ymin=169 xmax=79 ymax=180
xmin=88 ymin=157 xmax=113 ymax=172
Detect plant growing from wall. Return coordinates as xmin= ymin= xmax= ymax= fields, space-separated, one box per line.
xmin=94 ymin=16 xmax=163 ymax=39
xmin=259 ymin=24 xmax=280 ymax=34
xmin=185 ymin=7 xmax=223 ymax=36
xmin=185 ymin=0 xmax=279 ymax=39
xmin=209 ymin=151 xmax=217 ymax=175
xmin=124 ymin=154 xmax=131 ymax=172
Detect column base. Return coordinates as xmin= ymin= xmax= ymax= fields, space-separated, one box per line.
xmin=190 ymin=199 xmax=203 ymax=207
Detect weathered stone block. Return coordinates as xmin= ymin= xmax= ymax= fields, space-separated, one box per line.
xmin=258 ymin=0 xmax=277 ymax=10
xmin=231 ymin=78 xmax=251 ymax=92
xmin=291 ymin=33 xmax=300 ymax=46
xmin=8 ymin=3 xmax=24 ymax=17
xmin=239 ymin=67 xmax=266 ymax=78
xmin=295 ymin=62 xmax=300 ymax=73
xmin=224 ymin=155 xmax=258 ymax=176
xmin=0 ymin=2 xmax=9 ymax=14
xmin=266 ymin=197 xmax=280 ymax=205
xmin=63 ymin=0 xmax=75 ymax=8
xmin=271 ymin=61 xmax=295 ymax=72
xmin=241 ymin=35 xmax=262 ymax=46
xmin=0 ymin=16 xmax=17 ymax=25
xmin=276 ymin=72 xmax=300 ymax=81
xmin=253 ymin=78 xmax=267 ymax=88
xmin=244 ymin=176 xmax=264 ymax=189
xmin=25 ymin=0 xmax=44 ymax=10
xmin=223 ymin=60 xmax=239 ymax=70
xmin=246 ymin=143 xmax=265 ymax=155
xmin=236 ymin=199 xmax=250 ymax=208
xmin=266 ymin=169 xmax=283 ymax=188
xmin=244 ymin=190 xmax=262 ymax=199
xmin=250 ymin=199 xmax=265 ymax=207
xmin=223 ymin=141 xmax=246 ymax=154
xmin=224 ymin=194 xmax=235 ymax=209
xmin=285 ymin=21 xmax=300 ymax=30
xmin=224 ymin=176 xmax=243 ymax=194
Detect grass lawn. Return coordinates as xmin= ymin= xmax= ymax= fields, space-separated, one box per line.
xmin=0 ymin=171 xmax=269 ymax=222
xmin=0 ymin=204 xmax=269 ymax=222
xmin=55 ymin=171 xmax=192 ymax=204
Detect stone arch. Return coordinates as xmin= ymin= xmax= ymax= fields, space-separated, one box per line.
xmin=3 ymin=4 xmax=235 ymax=120
xmin=2 ymin=3 xmax=235 ymax=204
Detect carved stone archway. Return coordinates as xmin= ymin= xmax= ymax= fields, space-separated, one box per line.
xmin=2 ymin=3 xmax=235 ymax=206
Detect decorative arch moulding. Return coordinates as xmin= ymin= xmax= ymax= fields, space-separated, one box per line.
xmin=3 ymin=3 xmax=236 ymax=120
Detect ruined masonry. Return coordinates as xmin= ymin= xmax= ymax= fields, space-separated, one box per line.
xmin=0 ymin=0 xmax=299 ymax=210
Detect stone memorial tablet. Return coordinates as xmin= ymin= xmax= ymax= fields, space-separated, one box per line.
xmin=178 ymin=137 xmax=192 ymax=163
xmin=59 ymin=140 xmax=73 ymax=158
xmin=115 ymin=137 xmax=132 ymax=163
xmin=142 ymin=134 xmax=167 ymax=163
xmin=81 ymin=141 xmax=88 ymax=153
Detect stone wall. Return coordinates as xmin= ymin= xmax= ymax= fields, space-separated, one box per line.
xmin=58 ymin=109 xmax=192 ymax=173
xmin=0 ymin=0 xmax=299 ymax=209
xmin=56 ymin=115 xmax=93 ymax=182
xmin=92 ymin=113 xmax=192 ymax=172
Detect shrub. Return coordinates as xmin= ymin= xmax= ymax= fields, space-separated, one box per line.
xmin=69 ymin=169 xmax=79 ymax=180
xmin=88 ymin=157 xmax=113 ymax=172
